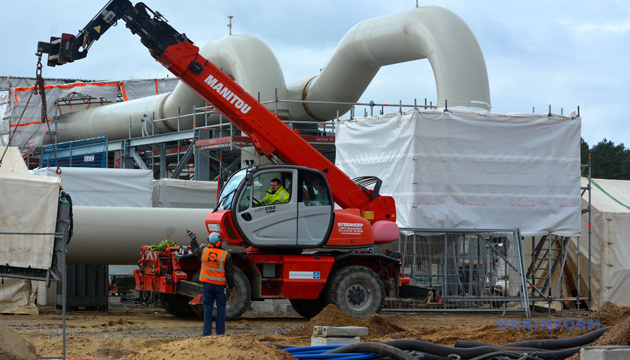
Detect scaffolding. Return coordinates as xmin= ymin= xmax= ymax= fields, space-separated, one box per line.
xmin=30 ymin=95 xmax=437 ymax=182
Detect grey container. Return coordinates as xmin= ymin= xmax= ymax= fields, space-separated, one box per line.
xmin=57 ymin=264 xmax=109 ymax=310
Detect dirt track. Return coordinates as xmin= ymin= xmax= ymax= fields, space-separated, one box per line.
xmin=2 ymin=301 xmax=629 ymax=359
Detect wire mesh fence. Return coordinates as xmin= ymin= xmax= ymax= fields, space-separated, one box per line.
xmin=374 ymin=228 xmax=529 ymax=314
xmin=0 ymin=230 xmax=68 ymax=359
xmin=0 ymin=197 xmax=71 ymax=359
xmin=0 ymin=231 xmax=63 ymax=282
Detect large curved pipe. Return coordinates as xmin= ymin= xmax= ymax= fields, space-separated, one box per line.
xmin=288 ymin=6 xmax=491 ymax=121
xmin=52 ymin=35 xmax=287 ymax=143
xmin=67 ymin=206 xmax=213 ymax=264
xmin=50 ymin=7 xmax=488 ymax=143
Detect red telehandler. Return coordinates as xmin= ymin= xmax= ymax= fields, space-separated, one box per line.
xmin=38 ymin=0 xmax=426 ymax=319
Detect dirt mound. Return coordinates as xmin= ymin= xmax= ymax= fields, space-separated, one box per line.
xmin=363 ymin=313 xmax=406 ymax=335
xmin=123 ymin=334 xmax=294 ymax=360
xmin=287 ymin=304 xmax=405 ymax=338
xmin=591 ymin=302 xmax=630 ymax=327
xmin=0 ymin=323 xmax=36 ymax=360
xmin=565 ymin=304 xmax=630 ymax=360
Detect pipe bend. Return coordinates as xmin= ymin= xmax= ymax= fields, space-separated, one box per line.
xmin=292 ymin=6 xmax=490 ymax=121
xmin=163 ymin=34 xmax=289 ymax=125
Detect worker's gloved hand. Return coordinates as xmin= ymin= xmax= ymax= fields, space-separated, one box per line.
xmin=186 ymin=229 xmax=196 ymax=241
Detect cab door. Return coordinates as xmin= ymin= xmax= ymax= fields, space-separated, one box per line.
xmin=296 ymin=170 xmax=334 ymax=247
xmin=233 ymin=169 xmax=298 ymax=247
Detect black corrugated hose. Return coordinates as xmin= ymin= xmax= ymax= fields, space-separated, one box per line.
xmin=273 ymin=326 xmax=608 ymax=360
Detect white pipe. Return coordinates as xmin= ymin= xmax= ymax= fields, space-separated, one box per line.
xmin=67 ymin=206 xmax=212 ymax=264
xmin=52 ymin=35 xmax=287 ymax=143
xmin=50 ymin=6 xmax=488 ymax=143
xmin=288 ymin=6 xmax=491 ymax=120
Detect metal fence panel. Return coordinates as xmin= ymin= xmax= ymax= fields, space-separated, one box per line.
xmin=375 ymin=228 xmax=528 ymax=314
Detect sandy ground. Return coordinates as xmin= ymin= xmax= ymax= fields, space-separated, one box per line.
xmin=2 ymin=300 xmax=629 ymax=359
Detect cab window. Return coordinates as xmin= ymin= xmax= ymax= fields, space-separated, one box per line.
xmin=301 ymin=172 xmax=330 ymax=206
xmin=248 ymin=172 xmax=292 ymax=208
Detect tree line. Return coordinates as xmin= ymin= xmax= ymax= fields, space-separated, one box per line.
xmin=581 ymin=138 xmax=630 ymax=179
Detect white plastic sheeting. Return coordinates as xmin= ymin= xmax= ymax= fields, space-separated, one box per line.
xmin=0 ymin=147 xmax=60 ymax=314
xmin=120 ymin=78 xmax=179 ymax=101
xmin=32 ymin=167 xmax=153 ymax=207
xmin=571 ymin=178 xmax=630 ymax=309
xmin=0 ymin=153 xmax=60 ymax=269
xmin=0 ymin=278 xmax=38 ymax=315
xmin=30 ymin=168 xmax=212 ymax=264
xmin=335 ymin=110 xmax=581 ymax=236
xmin=1 ymin=78 xmax=177 ymax=153
xmin=152 ymin=178 xmax=218 ymax=208
xmin=5 ymin=82 xmax=119 ymax=154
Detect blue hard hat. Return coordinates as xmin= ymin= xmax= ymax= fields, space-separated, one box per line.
xmin=208 ymin=232 xmax=221 ymax=246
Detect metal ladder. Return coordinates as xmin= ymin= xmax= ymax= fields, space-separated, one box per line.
xmin=526 ymin=235 xmax=568 ymax=299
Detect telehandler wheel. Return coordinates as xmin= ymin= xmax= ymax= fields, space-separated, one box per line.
xmin=159 ymin=294 xmax=195 ymax=317
xmin=326 ymin=265 xmax=385 ymax=318
xmin=289 ymin=298 xmax=326 ymax=319
xmin=191 ymin=267 xmax=251 ymax=321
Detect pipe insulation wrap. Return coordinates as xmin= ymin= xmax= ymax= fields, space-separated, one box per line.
xmin=67 ymin=206 xmax=213 ymax=265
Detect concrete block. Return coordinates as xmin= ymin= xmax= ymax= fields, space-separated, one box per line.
xmin=276 ymin=303 xmax=298 ymax=315
xmin=311 ymin=336 xmax=360 ymax=346
xmin=251 ymin=299 xmax=275 ymax=313
xmin=581 ymin=346 xmax=630 ymax=360
xmin=313 ymin=326 xmax=369 ymax=337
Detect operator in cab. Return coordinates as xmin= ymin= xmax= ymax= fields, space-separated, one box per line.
xmin=187 ymin=230 xmax=234 ymax=336
xmin=262 ymin=178 xmax=290 ymax=204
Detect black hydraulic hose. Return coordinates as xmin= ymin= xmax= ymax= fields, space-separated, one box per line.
xmin=454 ymin=343 xmax=572 ymax=353
xmin=384 ymin=340 xmax=584 ymax=360
xmin=467 ymin=346 xmax=582 ymax=360
xmin=454 ymin=326 xmax=609 ymax=351
xmin=468 ymin=351 xmax=543 ymax=360
xmin=470 ymin=346 xmax=583 ymax=360
xmin=501 ymin=326 xmax=610 ymax=349
xmin=323 ymin=342 xmax=418 ymax=360
xmin=385 ymin=340 xmax=523 ymax=358
xmin=454 ymin=340 xmax=493 ymax=348
xmin=533 ymin=346 xmax=582 ymax=359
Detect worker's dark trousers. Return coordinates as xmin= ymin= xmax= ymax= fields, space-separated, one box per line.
xmin=203 ymin=282 xmax=227 ymax=335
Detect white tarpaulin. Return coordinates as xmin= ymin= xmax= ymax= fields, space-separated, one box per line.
xmin=121 ymin=78 xmax=179 ymax=100
xmin=32 ymin=167 xmax=153 ymax=207
xmin=335 ymin=109 xmax=581 ymax=236
xmin=0 ymin=90 xmax=9 ymax=145
xmin=1 ymin=78 xmax=177 ymax=154
xmin=1 ymin=148 xmax=61 ymax=269
xmin=5 ymin=82 xmax=119 ymax=154
xmin=0 ymin=147 xmax=60 ymax=314
xmin=152 ymin=178 xmax=218 ymax=209
xmin=570 ymin=178 xmax=630 ymax=309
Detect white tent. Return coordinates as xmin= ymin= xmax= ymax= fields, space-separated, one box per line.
xmin=573 ymin=178 xmax=630 ymax=309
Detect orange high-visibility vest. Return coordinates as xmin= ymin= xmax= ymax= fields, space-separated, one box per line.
xmin=200 ymin=247 xmax=228 ymax=285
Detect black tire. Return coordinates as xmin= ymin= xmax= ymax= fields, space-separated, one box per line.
xmin=191 ymin=267 xmax=251 ymax=321
xmin=159 ymin=294 xmax=195 ymax=317
xmin=290 ymin=298 xmax=326 ymax=319
xmin=326 ymin=265 xmax=385 ymax=318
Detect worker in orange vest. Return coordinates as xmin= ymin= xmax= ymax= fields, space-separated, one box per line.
xmin=187 ymin=230 xmax=234 ymax=335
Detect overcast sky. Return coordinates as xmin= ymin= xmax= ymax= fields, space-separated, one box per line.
xmin=2 ymin=1 xmax=629 ymax=148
